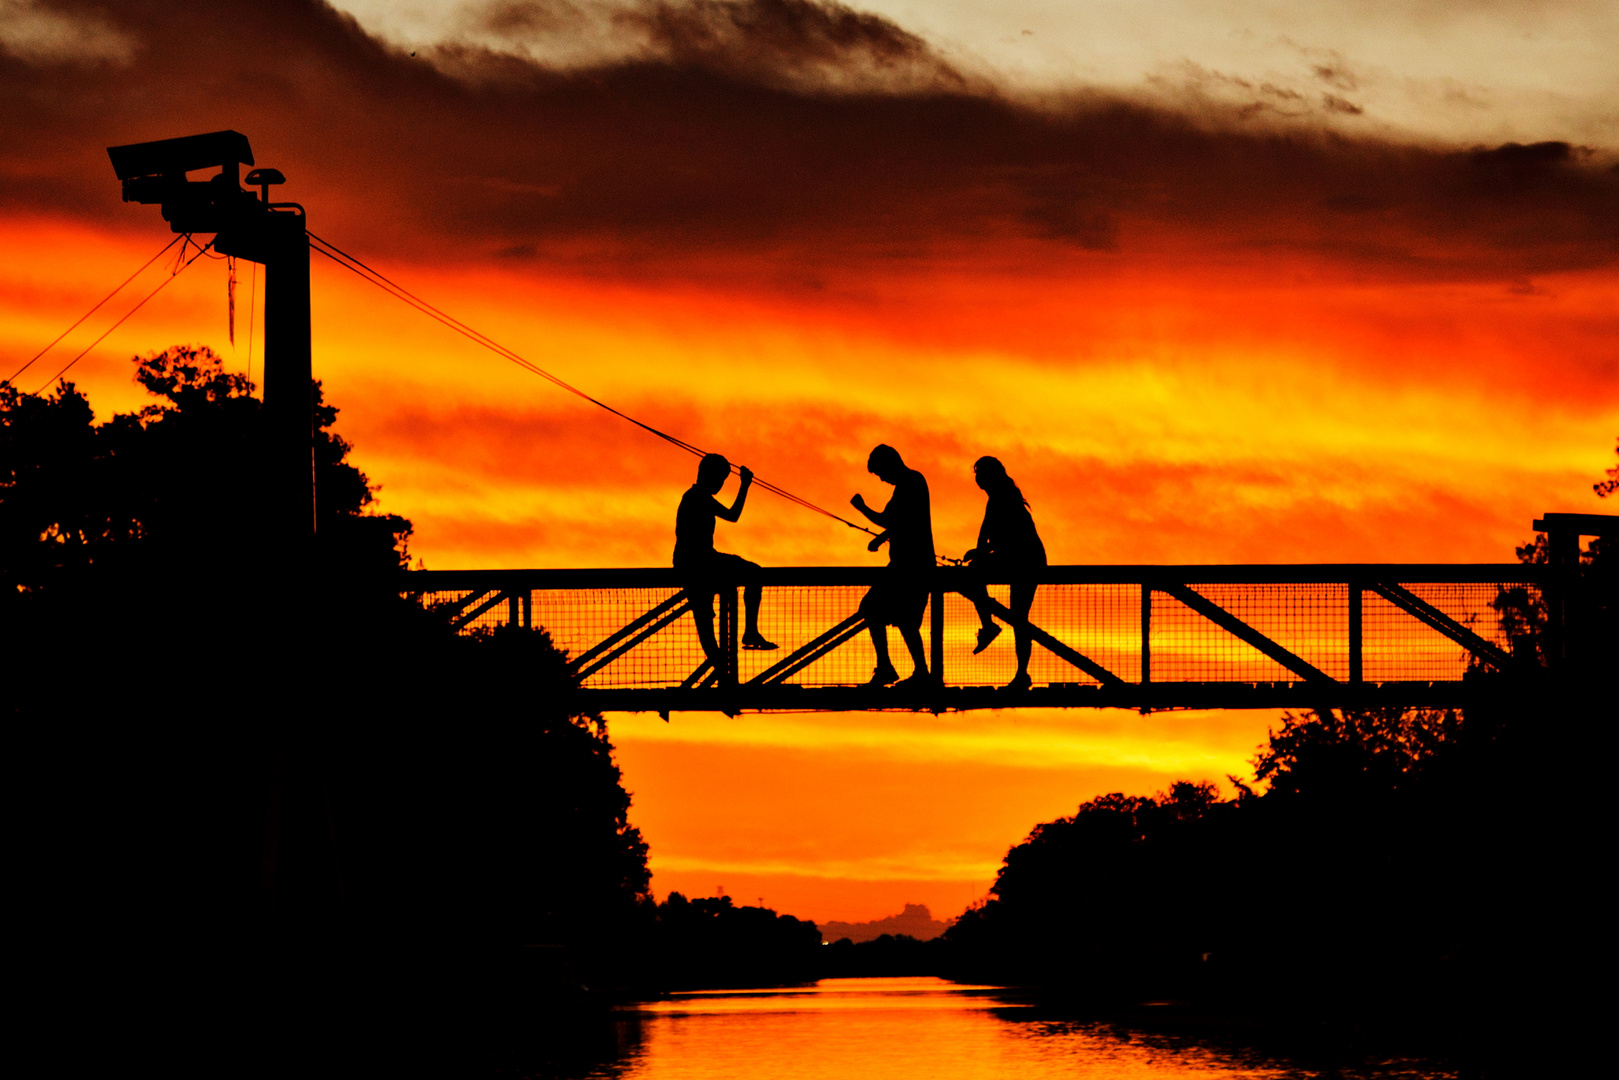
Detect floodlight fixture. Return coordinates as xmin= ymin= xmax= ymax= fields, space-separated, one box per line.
xmin=244 ymin=168 xmax=286 ymax=205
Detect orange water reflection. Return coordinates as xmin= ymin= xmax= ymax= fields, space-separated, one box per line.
xmin=606 ymin=977 xmax=1452 ymax=1078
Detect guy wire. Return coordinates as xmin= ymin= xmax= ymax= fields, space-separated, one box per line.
xmin=306 ymin=233 xmax=878 ymax=538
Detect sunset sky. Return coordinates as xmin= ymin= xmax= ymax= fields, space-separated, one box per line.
xmin=3 ymin=0 xmax=1615 ymax=923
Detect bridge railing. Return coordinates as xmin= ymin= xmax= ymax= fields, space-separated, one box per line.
xmin=406 ymin=564 xmax=1545 ymax=712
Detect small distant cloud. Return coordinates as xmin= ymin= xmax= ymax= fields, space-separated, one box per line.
xmin=0 ymin=0 xmax=136 ymax=64
xmin=1310 ymin=61 xmax=1358 ymax=93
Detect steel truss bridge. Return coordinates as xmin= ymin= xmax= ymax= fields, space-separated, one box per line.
xmin=408 ymin=561 xmax=1560 ymax=714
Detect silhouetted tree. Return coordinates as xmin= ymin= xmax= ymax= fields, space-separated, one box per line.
xmin=1495 ymin=441 xmax=1616 ymax=671
xmin=1246 ymin=706 xmax=1462 ymax=801
xmin=1 ymin=346 xmax=409 ymax=602
xmin=653 ymin=891 xmax=822 ymax=988
xmin=1594 ymin=438 xmax=1618 ymax=499
xmin=4 ymin=353 xmax=654 ymax=1076
xmin=820 ymin=933 xmax=945 ymax=977
xmin=946 ymin=780 xmax=1232 ymax=994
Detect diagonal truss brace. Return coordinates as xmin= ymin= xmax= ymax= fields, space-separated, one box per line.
xmin=1368 ymin=581 xmax=1512 ymax=672
xmin=448 ymin=588 xmax=507 ymax=631
xmin=681 ymin=658 xmax=718 ymax=689
xmin=976 ymin=595 xmax=1128 ymax=687
xmin=1160 ymin=583 xmax=1335 ymax=685
xmin=749 ymin=613 xmax=868 ymax=686
xmin=571 ymin=592 xmax=694 ymax=681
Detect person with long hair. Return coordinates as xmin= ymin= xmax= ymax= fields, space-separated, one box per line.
xmin=959 ymin=456 xmax=1046 ymax=690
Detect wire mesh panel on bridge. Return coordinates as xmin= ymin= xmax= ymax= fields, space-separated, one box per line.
xmin=407 ymin=566 xmax=1542 ymax=706
xmin=1362 ymin=582 xmax=1520 ymax=683
xmin=943 ymin=585 xmax=1141 ymax=686
xmin=1149 ymin=584 xmax=1343 ymax=683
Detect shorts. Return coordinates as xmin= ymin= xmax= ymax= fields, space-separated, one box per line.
xmin=675 ymin=551 xmax=761 ymax=581
xmin=859 ymin=576 xmax=929 ymax=628
xmin=675 ymin=552 xmax=761 ymax=616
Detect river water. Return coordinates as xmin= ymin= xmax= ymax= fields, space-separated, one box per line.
xmin=591 ymin=977 xmax=1454 ymax=1080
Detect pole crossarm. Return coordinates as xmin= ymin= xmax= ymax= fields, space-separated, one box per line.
xmin=1367 ymin=581 xmax=1513 ymax=672
xmin=1158 ymin=582 xmax=1337 ymax=685
xmin=406 ymin=563 xmax=1549 ymax=713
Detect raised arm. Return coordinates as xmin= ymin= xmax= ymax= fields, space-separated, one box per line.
xmin=716 ymin=466 xmax=753 ymax=522
xmin=850 ymin=492 xmax=888 ymax=526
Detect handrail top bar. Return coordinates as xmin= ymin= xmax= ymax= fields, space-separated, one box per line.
xmin=407 ymin=563 xmax=1543 ymax=589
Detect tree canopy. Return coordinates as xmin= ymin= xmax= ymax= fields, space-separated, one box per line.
xmin=1 ymin=346 xmax=410 ymax=600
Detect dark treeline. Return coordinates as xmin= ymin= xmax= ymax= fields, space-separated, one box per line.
xmin=2 ymin=349 xmax=905 ymax=1072
xmin=927 ymin=472 xmax=1614 ymax=1075
xmin=5 ymin=357 xmax=1611 ymax=1076
xmin=821 ymin=933 xmax=945 ymax=978
xmin=4 ymin=351 xmax=648 ymax=1074
xmin=655 ymin=893 xmax=823 ymax=988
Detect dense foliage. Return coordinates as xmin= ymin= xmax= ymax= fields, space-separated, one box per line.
xmin=1 ymin=347 xmax=411 ymax=598
xmin=939 ymin=464 xmax=1613 ymax=1074
xmin=4 ymin=354 xmax=656 ymax=1073
xmin=654 ymin=892 xmax=823 ymax=988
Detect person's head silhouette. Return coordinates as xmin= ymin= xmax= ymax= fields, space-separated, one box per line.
xmin=972 ymin=455 xmax=1003 ymax=487
xmin=867 ymin=444 xmax=904 ymax=484
xmin=696 ymin=453 xmax=731 ymax=494
xmin=973 ymin=455 xmax=1027 ymax=505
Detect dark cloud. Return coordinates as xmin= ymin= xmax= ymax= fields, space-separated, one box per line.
xmin=2 ymin=0 xmax=1615 ymax=283
xmin=1311 ymin=64 xmax=1358 ymax=92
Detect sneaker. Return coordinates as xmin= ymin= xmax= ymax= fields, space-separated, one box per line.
xmin=865 ymin=663 xmax=901 ymax=687
xmin=972 ymin=624 xmax=1002 ymax=655
xmin=742 ymin=633 xmax=779 ymax=651
xmin=894 ymin=670 xmax=934 ymax=690
xmin=1004 ymin=672 xmax=1032 ymax=692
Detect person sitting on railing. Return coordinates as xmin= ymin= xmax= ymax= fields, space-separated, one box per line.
xmin=851 ymin=444 xmax=936 ymax=687
xmin=957 ymin=456 xmax=1046 ymax=691
xmin=675 ymin=453 xmax=778 ymax=657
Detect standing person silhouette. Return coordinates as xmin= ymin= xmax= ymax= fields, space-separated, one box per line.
xmin=675 ymin=453 xmax=777 ymax=660
xmin=958 ymin=456 xmax=1046 ymax=691
xmin=851 ymin=444 xmax=935 ymax=687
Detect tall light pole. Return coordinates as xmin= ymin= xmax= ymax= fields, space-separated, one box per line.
xmin=108 ymin=130 xmax=313 ymax=561
xmin=109 ymin=132 xmax=319 ymax=916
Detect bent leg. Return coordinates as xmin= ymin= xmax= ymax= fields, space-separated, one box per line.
xmin=713 ymin=554 xmax=775 ymax=648
xmin=962 ymin=559 xmax=1005 ymax=652
xmin=958 ymin=578 xmax=995 ymax=630
xmin=1010 ymin=581 xmax=1038 ymax=678
xmin=860 ymin=588 xmax=898 ymax=683
xmin=894 ymin=585 xmax=930 ymax=682
xmin=689 ymin=588 xmax=720 ymax=663
xmin=898 ymin=623 xmax=929 ymax=679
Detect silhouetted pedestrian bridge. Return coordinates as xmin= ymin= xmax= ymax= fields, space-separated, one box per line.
xmin=409 ymin=562 xmax=1549 ymax=713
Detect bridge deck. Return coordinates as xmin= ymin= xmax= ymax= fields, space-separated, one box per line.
xmin=407 ymin=564 xmax=1545 ymax=713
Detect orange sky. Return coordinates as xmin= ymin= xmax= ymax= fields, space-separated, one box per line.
xmin=3 ymin=0 xmax=1616 ymax=924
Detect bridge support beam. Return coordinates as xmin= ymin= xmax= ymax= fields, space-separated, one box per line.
xmin=1140 ymin=583 xmax=1152 ymax=690
xmin=1349 ymin=581 xmax=1363 ymax=685
xmin=930 ymin=587 xmax=945 ymax=686
xmin=412 ymin=562 xmax=1554 ymax=713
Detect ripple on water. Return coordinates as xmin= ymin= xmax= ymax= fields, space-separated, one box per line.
xmin=596 ymin=977 xmax=1456 ymax=1080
